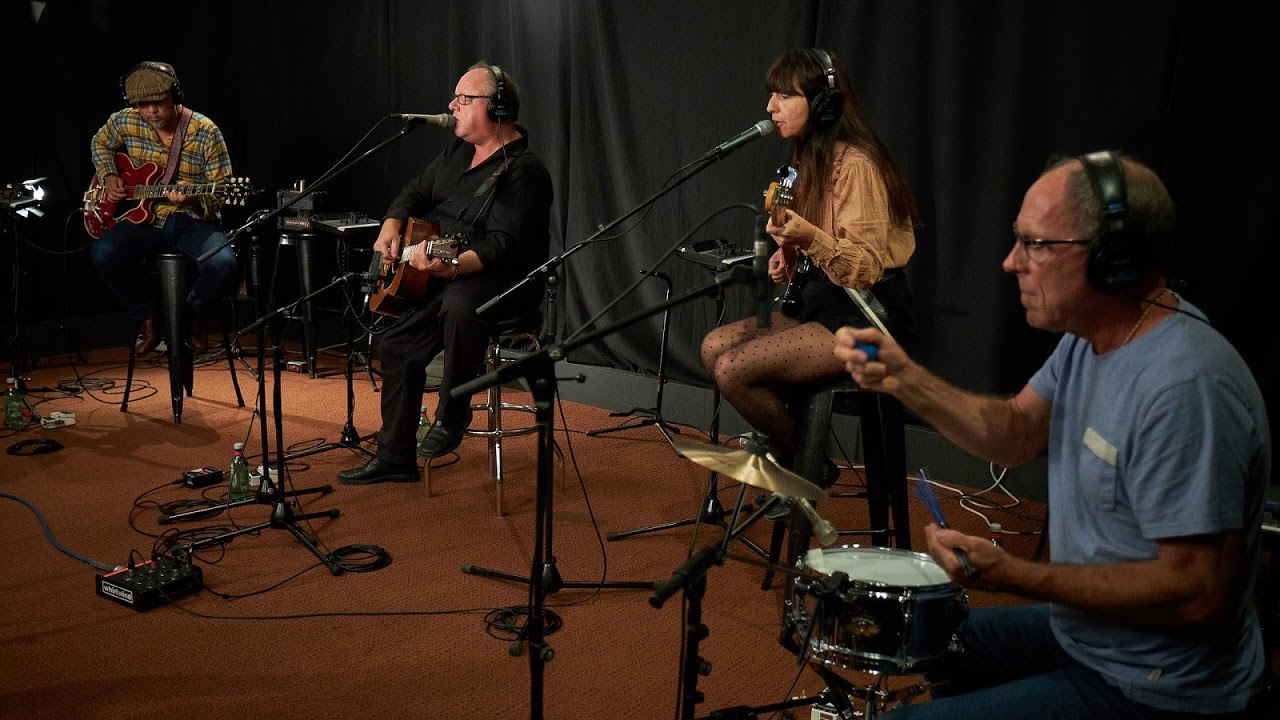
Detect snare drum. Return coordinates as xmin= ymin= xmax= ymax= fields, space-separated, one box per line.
xmin=784 ymin=545 xmax=967 ymax=674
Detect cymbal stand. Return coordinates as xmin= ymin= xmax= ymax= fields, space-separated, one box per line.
xmin=586 ymin=269 xmax=680 ymax=449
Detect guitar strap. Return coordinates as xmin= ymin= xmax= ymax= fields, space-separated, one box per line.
xmin=159 ymin=107 xmax=194 ymax=184
xmin=473 ymin=157 xmax=512 ymax=198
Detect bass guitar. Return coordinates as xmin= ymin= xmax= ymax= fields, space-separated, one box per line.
xmin=763 ymin=165 xmax=810 ymax=314
xmin=82 ymin=152 xmax=253 ymax=239
xmin=367 ymin=217 xmax=462 ymax=318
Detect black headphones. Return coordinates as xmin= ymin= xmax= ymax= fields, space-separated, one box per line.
xmin=1079 ymin=150 xmax=1143 ymax=293
xmin=119 ymin=61 xmax=183 ymax=106
xmin=487 ymin=64 xmax=509 ymax=124
xmin=808 ymin=49 xmax=843 ymax=130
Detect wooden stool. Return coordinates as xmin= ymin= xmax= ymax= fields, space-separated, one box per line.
xmin=761 ymin=377 xmax=910 ymax=589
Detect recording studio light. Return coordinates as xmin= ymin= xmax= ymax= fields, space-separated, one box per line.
xmin=3 ymin=177 xmax=47 ymax=218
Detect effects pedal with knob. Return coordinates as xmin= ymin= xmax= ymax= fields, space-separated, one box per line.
xmin=95 ymin=556 xmax=204 ymax=611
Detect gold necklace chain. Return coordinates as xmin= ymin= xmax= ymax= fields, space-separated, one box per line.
xmin=1122 ymin=289 xmax=1169 ymax=346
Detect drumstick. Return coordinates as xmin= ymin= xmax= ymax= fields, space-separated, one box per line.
xmin=914 ymin=469 xmax=979 ymax=580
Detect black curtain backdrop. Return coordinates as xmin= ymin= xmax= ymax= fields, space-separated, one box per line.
xmin=3 ymin=1 xmax=1276 ymax=467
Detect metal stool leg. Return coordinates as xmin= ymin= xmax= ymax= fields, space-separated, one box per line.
xmin=156 ymin=254 xmax=192 ymax=423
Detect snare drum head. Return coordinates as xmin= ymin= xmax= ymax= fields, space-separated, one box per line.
xmin=802 ymin=546 xmax=951 ymax=587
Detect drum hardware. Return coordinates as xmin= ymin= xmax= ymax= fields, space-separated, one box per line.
xmin=784 ymin=546 xmax=968 ymax=676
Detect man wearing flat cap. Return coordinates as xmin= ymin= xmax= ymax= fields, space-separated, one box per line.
xmin=87 ymin=60 xmax=238 ymax=355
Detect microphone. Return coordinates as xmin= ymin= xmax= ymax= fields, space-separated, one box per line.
xmin=704 ymin=119 xmax=775 ymax=160
xmin=753 ymin=216 xmax=771 ymax=330
xmin=398 ymin=113 xmax=456 ymax=128
xmin=774 ymin=492 xmax=838 ymax=545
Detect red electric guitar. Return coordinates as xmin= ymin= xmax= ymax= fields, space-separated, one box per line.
xmin=82 ymin=152 xmax=253 ymax=239
xmin=367 ymin=217 xmax=463 ymax=318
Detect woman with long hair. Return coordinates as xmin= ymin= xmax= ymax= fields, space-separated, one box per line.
xmin=700 ymin=48 xmax=919 ymax=482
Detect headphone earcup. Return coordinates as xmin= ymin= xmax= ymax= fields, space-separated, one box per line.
xmin=807 ymin=49 xmax=842 ymax=130
xmin=809 ymin=89 xmax=842 ymax=129
xmin=1086 ymin=225 xmax=1142 ymax=293
xmin=1079 ymin=151 xmax=1142 ymax=293
xmin=487 ymin=65 xmax=509 ymax=123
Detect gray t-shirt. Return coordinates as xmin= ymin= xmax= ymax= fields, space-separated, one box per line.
xmin=1028 ymin=295 xmax=1269 ymax=712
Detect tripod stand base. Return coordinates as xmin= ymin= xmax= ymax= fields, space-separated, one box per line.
xmin=283 ymin=425 xmax=377 ymax=462
xmin=462 ymin=561 xmax=658 ymax=590
xmin=159 ymin=483 xmax=333 ymax=524
xmin=605 ymin=478 xmax=771 ymax=559
xmin=586 ymin=408 xmax=682 ymax=442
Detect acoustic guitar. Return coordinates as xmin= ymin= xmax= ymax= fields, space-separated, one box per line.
xmin=763 ymin=165 xmax=810 ymax=313
xmin=82 ymin=152 xmax=252 ymax=239
xmin=367 ymin=217 xmax=462 ymax=318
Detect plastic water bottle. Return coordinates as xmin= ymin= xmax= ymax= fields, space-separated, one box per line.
xmin=5 ymin=377 xmax=24 ymax=430
xmin=229 ymin=442 xmax=251 ymax=500
xmin=989 ymin=522 xmax=1005 ymax=547
xmin=415 ymin=404 xmax=430 ymax=442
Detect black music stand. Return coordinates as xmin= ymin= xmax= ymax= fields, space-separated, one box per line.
xmin=604 ymin=248 xmax=769 ymax=559
xmin=585 ymin=270 xmax=680 ymax=448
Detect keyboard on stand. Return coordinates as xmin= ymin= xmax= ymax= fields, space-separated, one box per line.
xmin=677 ymin=239 xmax=754 ymax=270
xmin=307 ymin=212 xmax=381 ymax=235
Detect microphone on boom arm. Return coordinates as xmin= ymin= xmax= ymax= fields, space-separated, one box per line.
xmin=397 ymin=113 xmax=456 ymax=128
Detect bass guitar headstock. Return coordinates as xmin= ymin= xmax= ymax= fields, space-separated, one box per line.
xmin=763 ymin=164 xmax=798 ymax=226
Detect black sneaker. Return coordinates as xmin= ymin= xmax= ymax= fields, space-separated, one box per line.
xmin=337 ymin=457 xmax=419 ymax=485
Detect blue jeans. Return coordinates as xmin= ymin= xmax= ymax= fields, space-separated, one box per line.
xmin=880 ymin=605 xmax=1252 ymax=720
xmin=89 ymin=213 xmax=236 ymax=320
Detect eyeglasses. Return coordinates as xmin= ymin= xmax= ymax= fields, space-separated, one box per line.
xmin=1011 ymin=223 xmax=1090 ymax=263
xmin=449 ymin=93 xmax=493 ymax=106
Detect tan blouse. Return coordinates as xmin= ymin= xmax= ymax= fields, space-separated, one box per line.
xmin=802 ymin=143 xmax=915 ymax=290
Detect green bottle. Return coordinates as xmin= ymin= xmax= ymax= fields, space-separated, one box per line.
xmin=5 ymin=378 xmax=24 ymax=430
xmin=229 ymin=442 xmax=251 ymax=500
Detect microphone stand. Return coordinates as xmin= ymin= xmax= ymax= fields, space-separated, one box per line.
xmin=197 ymin=116 xmax=428 ymax=264
xmin=648 ymin=488 xmax=787 ymax=720
xmin=181 ymin=276 xmax=362 ymax=574
xmin=451 ymin=263 xmax=757 ymax=720
xmin=475 ymin=151 xmax=726 ymax=322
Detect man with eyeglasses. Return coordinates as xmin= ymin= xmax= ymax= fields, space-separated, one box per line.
xmin=834 ymin=152 xmax=1270 ymax=718
xmin=338 ymin=61 xmax=552 ymax=486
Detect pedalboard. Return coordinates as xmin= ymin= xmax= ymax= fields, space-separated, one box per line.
xmin=95 ymin=557 xmax=204 ymax=611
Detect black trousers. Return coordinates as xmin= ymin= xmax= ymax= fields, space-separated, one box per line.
xmin=371 ymin=277 xmax=502 ymax=465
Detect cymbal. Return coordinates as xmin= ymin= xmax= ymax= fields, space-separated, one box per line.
xmin=672 ymin=440 xmax=828 ymax=502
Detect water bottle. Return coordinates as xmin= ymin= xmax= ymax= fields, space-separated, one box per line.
xmin=229 ymin=442 xmax=251 ymax=500
xmin=5 ymin=377 xmax=24 ymax=430
xmin=415 ymin=404 xmax=430 ymax=442
xmin=989 ymin=522 xmax=1005 ymax=547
